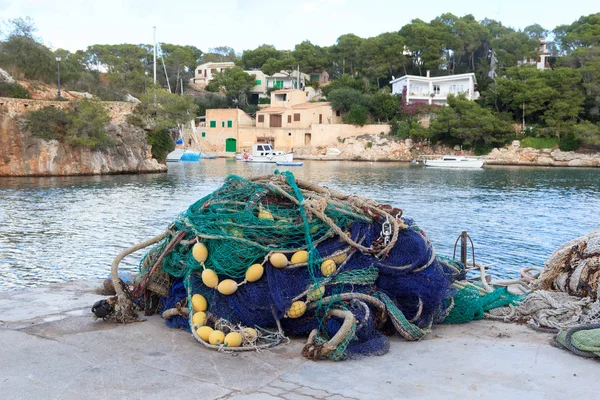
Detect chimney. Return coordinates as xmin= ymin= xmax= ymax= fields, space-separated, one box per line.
xmin=426 ymin=70 xmax=430 ymax=78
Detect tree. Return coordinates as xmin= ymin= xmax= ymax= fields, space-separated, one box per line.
xmin=429 ymin=94 xmax=513 ymax=147
xmin=292 ymin=41 xmax=329 ymax=72
xmin=241 ymin=44 xmax=283 ymax=70
xmin=327 ymin=88 xmax=365 ymax=113
xmin=524 ymin=24 xmax=548 ymax=39
xmin=160 ymin=43 xmax=203 ymax=93
xmin=343 ymin=104 xmax=368 ymax=126
xmin=367 ymin=92 xmax=400 ymax=122
xmin=206 ymin=67 xmax=256 ymax=105
xmin=201 ymin=46 xmax=237 ymax=63
xmin=330 ymin=34 xmax=363 ymax=75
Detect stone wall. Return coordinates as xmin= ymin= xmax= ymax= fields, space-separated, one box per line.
xmin=486 ymin=145 xmax=600 ymax=167
xmin=0 ymin=97 xmax=166 ymax=176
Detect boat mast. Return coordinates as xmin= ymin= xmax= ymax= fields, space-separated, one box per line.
xmin=153 ymin=26 xmax=157 ymax=102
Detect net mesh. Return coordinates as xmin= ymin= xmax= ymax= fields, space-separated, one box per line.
xmin=134 ymin=171 xmax=488 ymax=360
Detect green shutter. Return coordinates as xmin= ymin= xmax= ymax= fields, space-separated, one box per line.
xmin=227 ymin=120 xmax=233 ymax=128
xmin=209 ymin=120 xmax=216 ymax=128
xmin=256 ymin=79 xmax=262 ymax=85
xmin=201 ymin=132 xmax=206 ymax=137
xmin=222 ymin=121 xmax=225 ymax=128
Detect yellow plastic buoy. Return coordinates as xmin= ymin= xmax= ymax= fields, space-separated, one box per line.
xmin=286 ymin=301 xmax=307 ymax=318
xmin=197 ymin=326 xmax=213 ymax=342
xmin=202 ymin=269 xmax=219 ymax=288
xmin=306 ymin=285 xmax=325 ymax=302
xmin=309 ymin=225 xmax=319 ymax=235
xmin=191 ymin=294 xmax=208 ymax=312
xmin=192 ymin=242 xmax=209 ymax=263
xmin=209 ymin=330 xmax=225 ymax=345
xmin=245 ymin=264 xmax=264 ymax=282
xmin=290 ymin=250 xmax=308 ymax=264
xmin=192 ymin=311 xmax=207 ymax=326
xmin=243 ymin=327 xmax=258 ymax=342
xmin=258 ymin=209 xmax=274 ymax=220
xmin=270 ymin=252 xmax=289 ymax=269
xmin=224 ymin=332 xmax=243 ymax=347
xmin=217 ymin=279 xmax=238 ymax=295
xmin=331 ymin=252 xmax=347 ymax=266
xmin=321 ymin=259 xmax=336 ymax=276
xmin=230 ymin=228 xmax=244 ymax=238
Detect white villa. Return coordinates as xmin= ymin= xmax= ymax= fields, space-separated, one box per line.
xmin=518 ymin=39 xmax=551 ymax=70
xmin=192 ymin=62 xmax=236 ymax=86
xmin=390 ymin=72 xmax=479 ymax=106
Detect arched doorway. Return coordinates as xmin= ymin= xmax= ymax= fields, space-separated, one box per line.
xmin=225 ymin=138 xmax=237 ymax=153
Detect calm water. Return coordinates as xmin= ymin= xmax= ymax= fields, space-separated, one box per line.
xmin=1 ymin=160 xmax=599 ymax=290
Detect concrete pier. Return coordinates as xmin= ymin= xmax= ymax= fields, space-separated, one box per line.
xmin=1 ymin=281 xmax=598 ymax=400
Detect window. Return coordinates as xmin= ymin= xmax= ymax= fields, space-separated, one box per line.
xmin=288 ymin=115 xmax=292 ymax=123
xmin=274 ymin=80 xmax=284 ymax=89
xmin=433 ymin=85 xmax=440 ymax=94
xmin=257 ymin=145 xmax=264 ymax=151
xmin=256 ymin=80 xmax=262 ymax=85
xmin=288 ymin=132 xmax=292 ymax=136
xmin=198 ymin=69 xmax=201 ymax=75
xmin=209 ymin=120 xmax=216 ymax=128
xmin=336 ymin=110 xmax=341 ymax=117
xmin=221 ymin=121 xmax=225 ymax=128
xmin=294 ymin=113 xmax=300 ymax=122
xmin=311 ymin=74 xmax=320 ymax=82
xmin=227 ymin=120 xmax=233 ymax=128
xmin=211 ymin=68 xmax=216 ymax=73
xmin=258 ymin=115 xmax=264 ymax=123
xmin=201 ymin=132 xmax=206 ymax=137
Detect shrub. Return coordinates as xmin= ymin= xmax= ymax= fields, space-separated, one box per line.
xmin=558 ymin=133 xmax=581 ymax=152
xmin=0 ymin=81 xmax=31 ymax=98
xmin=343 ymin=104 xmax=368 ymax=126
xmin=520 ymin=137 xmax=559 ymax=149
xmin=25 ymin=106 xmax=70 ymax=140
xmin=66 ymin=99 xmax=113 ymax=149
xmin=148 ymin=127 xmax=175 ymax=162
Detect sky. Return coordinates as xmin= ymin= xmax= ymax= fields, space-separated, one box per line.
xmin=0 ymin=0 xmax=598 ymax=53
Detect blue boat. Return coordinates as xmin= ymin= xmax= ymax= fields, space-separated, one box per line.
xmin=275 ymin=161 xmax=304 ymax=167
xmin=180 ymin=151 xmax=201 ymax=162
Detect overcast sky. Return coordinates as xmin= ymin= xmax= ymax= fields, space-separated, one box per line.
xmin=1 ymin=0 xmax=597 ymax=53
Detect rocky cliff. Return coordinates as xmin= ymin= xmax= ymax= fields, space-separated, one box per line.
xmin=0 ymin=98 xmax=167 ymax=176
xmin=486 ymin=145 xmax=600 ymax=167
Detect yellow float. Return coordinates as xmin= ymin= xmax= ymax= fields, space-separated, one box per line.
xmin=286 ymin=301 xmax=307 ymax=318
xmin=306 ymin=285 xmax=325 ymax=302
xmin=208 ymin=330 xmax=225 ymax=345
xmin=321 ymin=259 xmax=336 ymax=276
xmin=192 ymin=311 xmax=207 ymax=326
xmin=270 ymin=252 xmax=289 ymax=269
xmin=197 ymin=326 xmax=213 ymax=342
xmin=191 ymin=294 xmax=208 ymax=312
xmin=245 ymin=264 xmax=264 ymax=282
xmin=258 ymin=209 xmax=274 ymax=220
xmin=290 ymin=250 xmax=308 ymax=264
xmin=192 ymin=242 xmax=208 ymax=263
xmin=201 ymin=269 xmax=219 ymax=288
xmin=217 ymin=279 xmax=238 ymax=295
xmin=331 ymin=252 xmax=347 ymax=266
xmin=243 ymin=327 xmax=258 ymax=342
xmin=224 ymin=332 xmax=243 ymax=347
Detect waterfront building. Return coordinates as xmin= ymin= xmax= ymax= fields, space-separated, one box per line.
xmin=390 ymin=72 xmax=479 ymax=106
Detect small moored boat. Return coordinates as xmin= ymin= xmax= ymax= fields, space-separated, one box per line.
xmin=276 ymin=161 xmax=304 ymax=167
xmin=423 ymin=156 xmax=484 ymax=168
xmin=241 ymin=143 xmax=293 ymax=163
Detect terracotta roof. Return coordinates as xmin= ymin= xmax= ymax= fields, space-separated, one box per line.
xmin=292 ymin=102 xmax=331 ymax=110
xmin=257 ymin=107 xmax=286 ymax=114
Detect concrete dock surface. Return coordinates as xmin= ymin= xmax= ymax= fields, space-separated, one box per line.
xmin=0 ymin=280 xmax=598 ymax=400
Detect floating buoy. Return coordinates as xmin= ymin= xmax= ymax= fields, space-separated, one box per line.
xmin=331 ymin=252 xmax=347 ymax=266
xmin=321 ymin=259 xmax=336 ymax=276
xmin=243 ymin=327 xmax=258 ymax=342
xmin=270 ymin=253 xmax=289 ymax=269
xmin=245 ymin=264 xmax=264 ymax=282
xmin=306 ymin=285 xmax=325 ymax=302
xmin=197 ymin=326 xmax=213 ymax=342
xmin=202 ymin=269 xmax=219 ymax=288
xmin=192 ymin=242 xmax=208 ymax=263
xmin=217 ymin=279 xmax=238 ymax=295
xmin=291 ymin=250 xmax=308 ymax=264
xmin=191 ymin=294 xmax=208 ymax=312
xmin=286 ymin=301 xmax=307 ymax=318
xmin=209 ymin=330 xmax=225 ymax=345
xmin=224 ymin=332 xmax=243 ymax=347
xmin=309 ymin=225 xmax=319 ymax=234
xmin=258 ymin=209 xmax=274 ymax=220
xmin=192 ymin=311 xmax=207 ymax=326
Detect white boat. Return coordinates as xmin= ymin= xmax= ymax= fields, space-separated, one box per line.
xmin=423 ymin=156 xmax=484 ymax=168
xmin=166 ymin=149 xmax=185 ymax=162
xmin=241 ymin=143 xmax=293 ymax=163
xmin=276 ymin=161 xmax=303 ymax=167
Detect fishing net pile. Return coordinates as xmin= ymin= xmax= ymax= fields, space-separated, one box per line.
xmin=105 ymin=171 xmax=475 ymax=360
